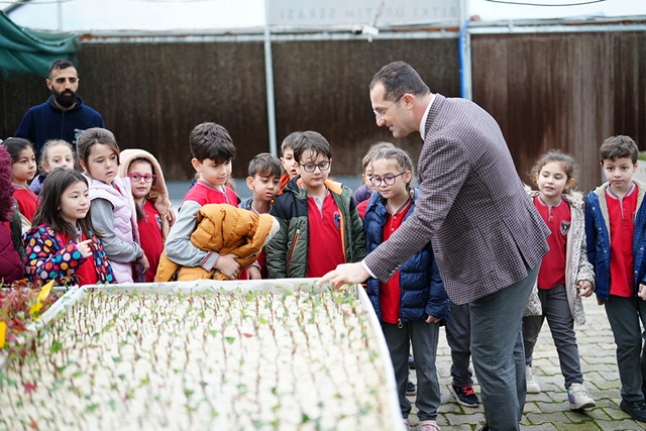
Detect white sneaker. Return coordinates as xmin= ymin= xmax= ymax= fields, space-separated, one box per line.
xmin=526 ymin=365 xmax=541 ymax=394
xmin=419 ymin=420 xmax=441 ymax=431
xmin=403 ymin=418 xmax=410 ymax=431
xmin=567 ymin=382 xmax=596 ymax=410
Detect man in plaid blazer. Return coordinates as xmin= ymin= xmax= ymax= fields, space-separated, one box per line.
xmin=321 ymin=61 xmax=550 ymax=431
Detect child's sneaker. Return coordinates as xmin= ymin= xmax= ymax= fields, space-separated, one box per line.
xmin=403 ymin=418 xmax=410 ymax=431
xmin=526 ymin=365 xmax=541 ymax=394
xmin=448 ymin=383 xmax=479 ymax=407
xmin=567 ymin=383 xmax=596 ymax=410
xmin=419 ymin=420 xmax=441 ymax=431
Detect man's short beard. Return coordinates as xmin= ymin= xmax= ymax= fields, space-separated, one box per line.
xmin=53 ymin=90 xmax=77 ymax=108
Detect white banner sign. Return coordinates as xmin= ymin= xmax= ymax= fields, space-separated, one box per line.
xmin=484 ymin=0 xmax=605 ymax=5
xmin=267 ymin=0 xmax=460 ymax=27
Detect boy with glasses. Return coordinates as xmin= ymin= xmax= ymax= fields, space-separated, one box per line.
xmin=266 ymin=131 xmax=365 ymax=278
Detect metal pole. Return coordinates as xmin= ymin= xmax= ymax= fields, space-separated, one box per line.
xmin=459 ymin=0 xmax=472 ymax=100
xmin=57 ymin=0 xmax=63 ymax=32
xmin=263 ymin=0 xmax=278 ymax=156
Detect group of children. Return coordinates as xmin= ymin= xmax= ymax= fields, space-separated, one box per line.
xmin=0 ymin=129 xmax=174 ymax=287
xmin=1 ymin=123 xmax=646 ymax=428
xmin=512 ymin=135 xmax=646 ymax=425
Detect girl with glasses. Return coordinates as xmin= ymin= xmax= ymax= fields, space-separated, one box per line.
xmin=363 ymin=147 xmax=449 ymax=431
xmin=118 ymin=149 xmax=175 ymax=282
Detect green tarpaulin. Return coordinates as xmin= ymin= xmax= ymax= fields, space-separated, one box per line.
xmin=0 ymin=11 xmax=80 ymax=79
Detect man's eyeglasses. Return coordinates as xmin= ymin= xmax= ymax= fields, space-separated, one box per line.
xmin=299 ymin=161 xmax=331 ymax=173
xmin=369 ymin=172 xmax=406 ymax=187
xmin=128 ymin=172 xmax=157 ymax=183
xmin=372 ymin=95 xmax=403 ymax=118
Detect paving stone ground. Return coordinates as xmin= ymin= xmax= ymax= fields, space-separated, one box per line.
xmin=404 ymin=295 xmax=646 ymax=430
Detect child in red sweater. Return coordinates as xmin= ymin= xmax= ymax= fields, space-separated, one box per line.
xmin=118 ymin=149 xmax=175 ymax=282
xmin=163 ymin=122 xmax=242 ymax=280
xmin=2 ymin=137 xmax=38 ymax=225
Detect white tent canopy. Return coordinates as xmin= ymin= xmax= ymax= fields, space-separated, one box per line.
xmin=4 ymin=0 xmax=646 ymax=33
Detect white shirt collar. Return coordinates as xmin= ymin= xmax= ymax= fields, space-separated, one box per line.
xmin=419 ymin=93 xmax=436 ymax=141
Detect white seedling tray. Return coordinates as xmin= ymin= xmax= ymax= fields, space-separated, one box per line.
xmin=0 ymin=279 xmax=404 ymax=431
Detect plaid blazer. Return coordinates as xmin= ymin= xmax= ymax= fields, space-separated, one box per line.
xmin=365 ymin=95 xmax=550 ymax=305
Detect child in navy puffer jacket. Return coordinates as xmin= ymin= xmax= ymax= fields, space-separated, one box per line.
xmin=363 ymin=147 xmax=449 ymax=431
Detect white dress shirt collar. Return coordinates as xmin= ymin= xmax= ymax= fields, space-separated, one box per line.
xmin=419 ymin=93 xmax=436 ymax=141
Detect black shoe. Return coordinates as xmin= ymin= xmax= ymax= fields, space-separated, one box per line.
xmin=406 ymin=380 xmax=416 ymax=395
xmin=449 ymin=384 xmax=480 ymax=407
xmin=408 ymin=355 xmax=415 ymax=370
xmin=620 ymin=400 xmax=646 ymax=422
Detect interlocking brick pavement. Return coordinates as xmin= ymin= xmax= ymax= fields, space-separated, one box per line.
xmin=405 ymin=296 xmax=646 ymax=430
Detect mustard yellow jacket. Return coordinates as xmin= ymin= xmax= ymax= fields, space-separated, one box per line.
xmin=155 ymin=204 xmax=279 ymax=281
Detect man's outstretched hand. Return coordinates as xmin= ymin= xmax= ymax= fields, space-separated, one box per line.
xmin=318 ymin=262 xmax=370 ymax=289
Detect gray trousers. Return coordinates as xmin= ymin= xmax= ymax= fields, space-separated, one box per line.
xmin=470 ymin=264 xmax=538 ymax=431
xmin=605 ymin=295 xmax=646 ymax=403
xmin=522 ymin=284 xmax=583 ymax=389
xmin=445 ymin=301 xmax=474 ymax=387
xmin=382 ymin=320 xmax=441 ymax=421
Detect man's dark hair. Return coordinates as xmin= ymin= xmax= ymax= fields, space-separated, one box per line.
xmin=599 ymin=135 xmax=639 ymax=164
xmin=189 ymin=122 xmax=236 ymax=163
xmin=49 ymin=59 xmax=76 ymax=75
xmin=369 ymin=61 xmax=430 ymax=101
xmin=248 ymin=152 xmax=283 ymax=178
xmin=292 ymin=131 xmax=332 ymax=163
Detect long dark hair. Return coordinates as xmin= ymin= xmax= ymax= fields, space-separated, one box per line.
xmin=32 ymin=168 xmax=102 ymax=240
xmin=2 ymin=137 xmax=34 ymax=164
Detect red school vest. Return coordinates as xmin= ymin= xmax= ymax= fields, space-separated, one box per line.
xmin=607 ymin=187 xmax=638 ymax=297
xmin=306 ymin=193 xmax=345 ymax=278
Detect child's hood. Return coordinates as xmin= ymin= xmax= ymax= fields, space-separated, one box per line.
xmin=117 ymin=148 xmax=172 ymax=217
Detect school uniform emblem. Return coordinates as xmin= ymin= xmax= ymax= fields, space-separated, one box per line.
xmin=560 ymin=220 xmax=571 ymax=236
xmin=334 ymin=211 xmax=341 ymax=229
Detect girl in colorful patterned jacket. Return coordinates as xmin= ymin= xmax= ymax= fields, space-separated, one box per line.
xmin=23 ymin=168 xmax=115 ymax=286
xmin=522 ymin=150 xmax=596 ymax=411
xmin=362 ymin=147 xmax=449 ymax=431
xmin=2 ymin=137 xmax=38 ymax=225
xmin=77 ymin=128 xmax=148 ymax=284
